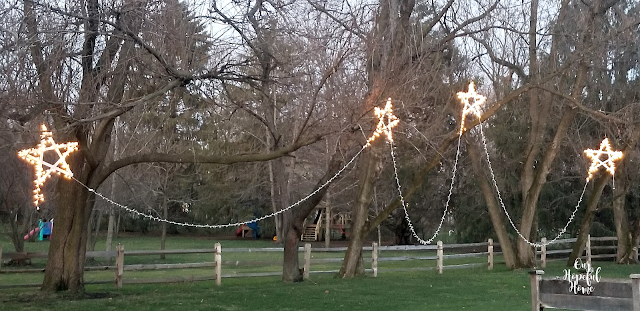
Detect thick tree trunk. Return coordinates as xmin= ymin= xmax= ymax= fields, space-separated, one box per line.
xmin=281 ymin=211 xmax=303 ymax=282
xmin=41 ymin=155 xmax=91 ymax=292
xmin=467 ymin=137 xmax=518 ymax=269
xmin=567 ymin=174 xmax=609 ymax=265
xmin=281 ymin=147 xmax=348 ymax=281
xmin=612 ymin=163 xmax=636 ymax=263
xmin=340 ymin=143 xmax=382 ymax=277
xmin=517 ymin=108 xmax=578 ymax=267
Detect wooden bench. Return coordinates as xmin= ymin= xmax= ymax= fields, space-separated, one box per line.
xmin=529 ymin=270 xmax=640 ymax=311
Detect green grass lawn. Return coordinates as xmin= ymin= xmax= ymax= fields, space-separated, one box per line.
xmin=1 ymin=234 xmax=639 ymax=310
xmin=1 ymin=266 xmax=534 ymax=311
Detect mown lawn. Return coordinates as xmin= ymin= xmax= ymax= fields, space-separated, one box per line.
xmin=1 ymin=266 xmax=534 ymax=311
xmin=1 ymin=234 xmax=639 ymax=310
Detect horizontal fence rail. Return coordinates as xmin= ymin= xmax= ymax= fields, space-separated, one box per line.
xmin=536 ymin=235 xmax=636 ymax=268
xmin=0 ymin=238 xmax=496 ymax=288
xmin=2 ymin=235 xmax=631 ymax=289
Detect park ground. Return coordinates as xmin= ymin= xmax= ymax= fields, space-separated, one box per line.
xmin=1 ymin=235 xmax=640 ymax=310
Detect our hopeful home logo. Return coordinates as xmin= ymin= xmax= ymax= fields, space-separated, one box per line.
xmin=563 ymin=258 xmax=602 ymax=295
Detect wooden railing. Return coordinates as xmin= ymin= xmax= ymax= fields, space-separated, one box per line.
xmin=0 ymin=239 xmax=494 ymax=288
xmin=537 ymin=235 xmax=635 ymax=267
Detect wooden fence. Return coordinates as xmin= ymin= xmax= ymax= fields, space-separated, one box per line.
xmin=537 ymin=235 xmax=633 ymax=268
xmin=0 ymin=239 xmax=494 ymax=288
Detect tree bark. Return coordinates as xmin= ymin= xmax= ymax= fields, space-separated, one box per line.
xmin=281 ymin=143 xmax=349 ymax=281
xmin=517 ymin=107 xmax=578 ymax=267
xmin=41 ymin=153 xmax=91 ymax=292
xmin=467 ymin=136 xmax=518 ymax=269
xmin=340 ymin=141 xmax=383 ymax=277
xmin=567 ymin=174 xmax=609 ymax=264
xmin=160 ymin=196 xmax=168 ymax=260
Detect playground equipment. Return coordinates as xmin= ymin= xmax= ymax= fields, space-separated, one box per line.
xmin=301 ymin=207 xmax=350 ymax=242
xmin=23 ymin=227 xmax=40 ymax=241
xmin=23 ymin=219 xmax=53 ymax=241
xmin=236 ymin=221 xmax=260 ymax=239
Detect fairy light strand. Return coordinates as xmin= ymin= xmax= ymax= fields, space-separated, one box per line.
xmin=18 ymin=124 xmax=79 ymax=207
xmin=391 ymin=135 xmax=463 ymax=245
xmin=70 ymin=99 xmax=401 ymax=230
xmin=74 ymin=144 xmax=367 ymax=229
xmin=477 ymin=124 xmax=588 ymax=247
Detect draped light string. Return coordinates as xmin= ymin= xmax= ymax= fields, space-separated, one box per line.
xmin=18 ymin=124 xmax=78 ymax=208
xmin=476 ymin=124 xmax=588 ymax=247
xmin=391 ymin=136 xmax=462 ymax=245
xmin=76 ymin=144 xmax=367 ymax=229
xmin=391 ymin=82 xmax=487 ymax=245
xmin=78 ymin=98 xmax=400 ymax=229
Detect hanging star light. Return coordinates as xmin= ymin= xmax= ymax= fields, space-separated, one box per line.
xmin=365 ymin=98 xmax=400 ymax=147
xmin=584 ymin=138 xmax=623 ymax=181
xmin=457 ymin=82 xmax=486 ymax=134
xmin=18 ymin=124 xmax=79 ymax=207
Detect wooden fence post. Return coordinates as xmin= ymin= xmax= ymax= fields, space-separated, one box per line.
xmin=631 ymin=274 xmax=640 ymax=311
xmin=586 ymin=234 xmax=592 ymax=266
xmin=372 ymin=242 xmax=378 ymax=277
xmin=529 ymin=270 xmax=544 ymax=311
xmin=541 ymin=238 xmax=547 ymax=269
xmin=303 ymin=243 xmax=311 ymax=280
xmin=115 ymin=244 xmax=124 ymax=289
xmin=487 ymin=239 xmax=493 ymax=270
xmin=215 ymin=242 xmax=221 ymax=286
xmin=437 ymin=240 xmax=443 ymax=274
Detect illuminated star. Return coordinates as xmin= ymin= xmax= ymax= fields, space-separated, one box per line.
xmin=584 ymin=138 xmax=623 ymax=181
xmin=365 ymin=98 xmax=400 ymax=147
xmin=18 ymin=124 xmax=78 ymax=207
xmin=457 ymin=82 xmax=486 ymax=134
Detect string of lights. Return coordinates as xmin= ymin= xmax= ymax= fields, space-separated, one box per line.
xmin=74 ymin=144 xmax=367 ymax=229
xmin=391 ymin=133 xmax=463 ymax=245
xmin=477 ymin=124 xmax=588 ymax=247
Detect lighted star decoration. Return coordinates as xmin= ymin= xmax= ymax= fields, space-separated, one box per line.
xmin=365 ymin=98 xmax=400 ymax=147
xmin=18 ymin=124 xmax=79 ymax=207
xmin=457 ymin=82 xmax=486 ymax=134
xmin=584 ymin=138 xmax=623 ymax=181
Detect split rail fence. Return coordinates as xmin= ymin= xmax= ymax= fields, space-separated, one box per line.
xmin=2 ymin=235 xmax=629 ymax=289
xmin=536 ymin=235 xmax=633 ymax=268
xmin=0 ymin=239 xmax=494 ymax=288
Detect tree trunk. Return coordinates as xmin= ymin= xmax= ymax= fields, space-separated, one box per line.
xmin=612 ymin=182 xmax=637 ymax=263
xmin=340 ymin=142 xmax=382 ymax=277
xmin=105 ymin=206 xmax=116 ymax=264
xmin=160 ymin=196 xmax=168 ymax=260
xmin=610 ymin=124 xmax=640 ymax=264
xmin=467 ymin=136 xmax=518 ymax=269
xmin=517 ymin=107 xmax=578 ymax=267
xmin=281 ymin=146 xmax=348 ymax=281
xmin=41 ymin=154 xmax=91 ymax=292
xmin=281 ymin=211 xmax=303 ymax=282
xmin=567 ymin=174 xmax=609 ymax=265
